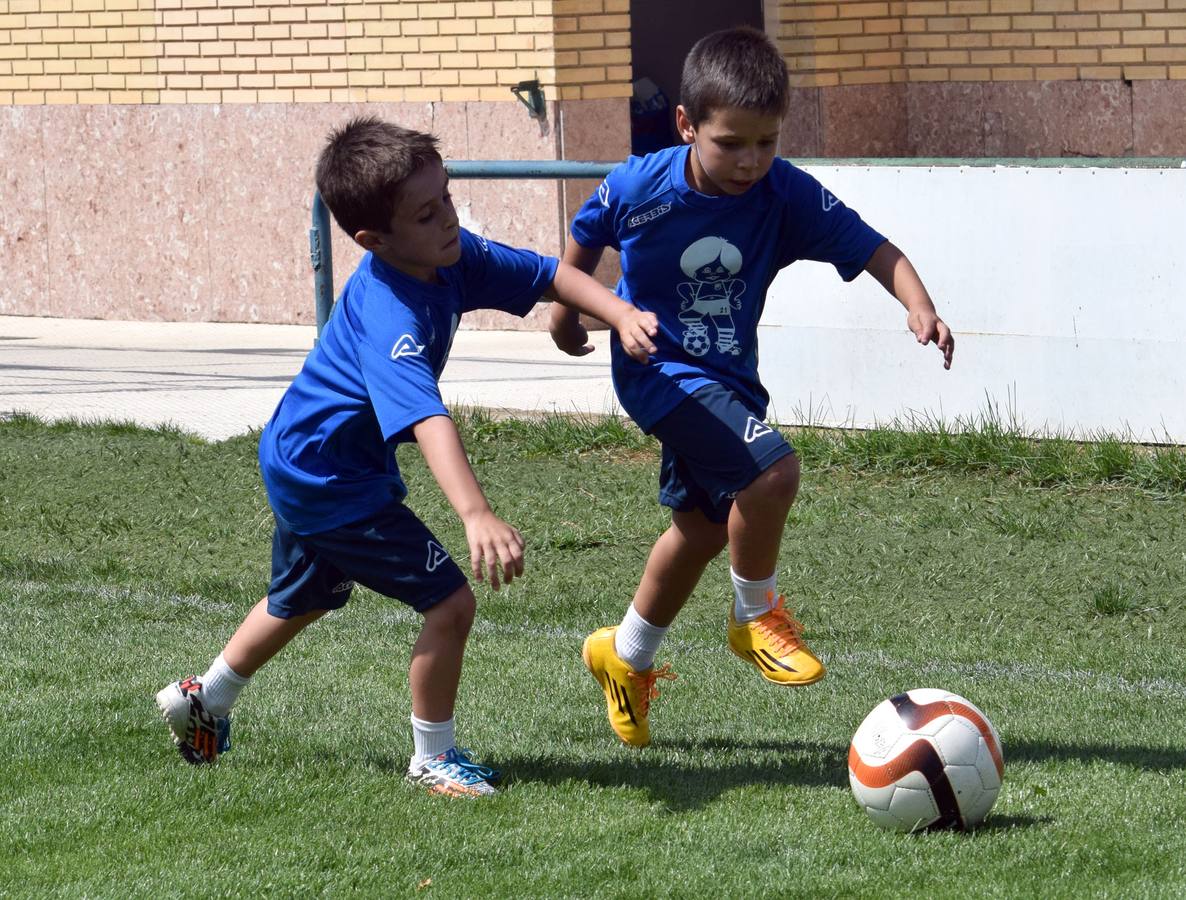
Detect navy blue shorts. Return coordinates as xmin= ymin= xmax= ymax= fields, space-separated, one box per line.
xmin=650 ymin=382 xmax=795 ymax=524
xmin=266 ymin=504 xmax=467 ymax=619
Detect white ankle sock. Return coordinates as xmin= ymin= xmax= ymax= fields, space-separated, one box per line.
xmin=614 ymin=603 xmax=668 ymax=671
xmin=731 ymin=569 xmax=777 ymax=623
xmin=199 ymin=653 xmax=249 ymax=717
xmin=411 ymin=715 xmax=455 ymax=767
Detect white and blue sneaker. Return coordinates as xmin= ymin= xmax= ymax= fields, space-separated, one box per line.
xmin=406 ymin=747 xmax=501 ymax=798
xmin=155 ymin=676 xmax=231 ymax=765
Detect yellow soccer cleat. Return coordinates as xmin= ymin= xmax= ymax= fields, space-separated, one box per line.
xmin=582 ymin=626 xmax=676 ymax=748
xmin=728 ymin=593 xmax=827 ymax=686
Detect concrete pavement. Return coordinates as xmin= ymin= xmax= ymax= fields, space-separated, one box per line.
xmin=0 ymin=315 xmax=619 ymax=441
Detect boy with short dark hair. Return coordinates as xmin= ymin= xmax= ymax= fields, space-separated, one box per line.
xmin=551 ymin=27 xmax=954 ymax=748
xmin=156 ymin=116 xmax=657 ymax=795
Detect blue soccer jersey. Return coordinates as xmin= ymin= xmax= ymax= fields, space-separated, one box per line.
xmin=570 ymin=145 xmax=886 ymax=430
xmin=259 ymin=229 xmax=558 ymax=534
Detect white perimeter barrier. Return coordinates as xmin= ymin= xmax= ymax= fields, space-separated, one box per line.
xmin=761 ymin=165 xmax=1186 ymax=444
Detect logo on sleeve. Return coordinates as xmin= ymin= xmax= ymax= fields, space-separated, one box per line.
xmin=598 ymin=181 xmax=610 ymax=207
xmin=743 ymin=417 xmax=773 ymax=443
xmin=425 ymin=540 xmax=451 ymax=572
xmin=390 ymin=334 xmax=425 ymax=360
xmin=821 ymin=187 xmax=840 ymax=212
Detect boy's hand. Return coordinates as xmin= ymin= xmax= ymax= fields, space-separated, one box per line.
xmin=907 ymin=309 xmax=955 ymax=370
xmin=864 ymin=242 xmax=954 ymax=370
xmin=462 ymin=509 xmax=525 ymax=591
xmin=614 ymin=307 xmax=659 ymax=364
xmin=549 ymin=303 xmax=594 ymax=357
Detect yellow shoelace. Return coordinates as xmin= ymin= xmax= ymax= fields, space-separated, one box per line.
xmin=626 ymin=663 xmax=677 ymax=716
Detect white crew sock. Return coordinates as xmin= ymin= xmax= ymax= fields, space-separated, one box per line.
xmin=731 ymin=568 xmax=778 ymax=623
xmin=614 ymin=603 xmax=669 ymax=671
xmin=411 ymin=715 xmax=455 ymax=768
xmin=198 ymin=653 xmax=249 ymax=717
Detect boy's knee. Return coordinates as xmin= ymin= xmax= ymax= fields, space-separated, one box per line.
xmin=745 ymin=454 xmax=800 ymax=507
xmin=424 ymin=585 xmax=476 ymax=639
xmin=673 ymin=512 xmax=729 ymax=558
xmin=695 ymin=529 xmax=730 ymax=559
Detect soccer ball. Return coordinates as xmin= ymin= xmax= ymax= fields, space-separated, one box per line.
xmin=682 ymin=329 xmax=711 ymax=356
xmin=848 ymin=689 xmax=1004 ymax=832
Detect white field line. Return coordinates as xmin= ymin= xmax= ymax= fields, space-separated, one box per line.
xmin=12 ymin=580 xmax=1186 ymax=702
xmin=376 ymin=609 xmax=1186 ymax=702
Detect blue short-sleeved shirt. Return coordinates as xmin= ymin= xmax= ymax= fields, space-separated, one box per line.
xmin=570 ymin=145 xmax=887 ymax=431
xmin=259 ymin=229 xmax=558 ymax=534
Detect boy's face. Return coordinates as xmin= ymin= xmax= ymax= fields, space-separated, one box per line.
xmin=675 ymin=104 xmax=782 ymax=197
xmin=356 ymin=159 xmax=460 ymax=282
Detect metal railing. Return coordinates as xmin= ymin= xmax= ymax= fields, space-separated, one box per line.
xmin=309 ymin=156 xmax=1186 ymax=338
xmin=309 ymin=160 xmax=617 ymax=338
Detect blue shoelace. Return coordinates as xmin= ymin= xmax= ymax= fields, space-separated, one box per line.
xmin=434 ymin=748 xmax=501 ymax=785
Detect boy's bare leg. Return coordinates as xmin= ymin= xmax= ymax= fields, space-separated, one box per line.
xmin=408 ymin=584 xmax=475 ymax=722
xmin=404 ymin=584 xmax=500 ymax=795
xmin=156 ymin=597 xmax=326 ymax=763
xmin=631 ymin=508 xmax=728 ymax=627
xmin=222 ymin=598 xmax=329 ymax=677
xmin=723 ymin=452 xmax=825 ymax=686
xmin=727 ymin=453 xmax=800 ymax=579
xmin=582 ymin=509 xmax=725 ymax=747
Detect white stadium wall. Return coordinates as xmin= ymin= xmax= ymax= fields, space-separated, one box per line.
xmin=761 ymin=164 xmax=1186 ymax=444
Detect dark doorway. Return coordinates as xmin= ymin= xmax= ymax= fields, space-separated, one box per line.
xmin=629 ymin=0 xmax=766 ymax=155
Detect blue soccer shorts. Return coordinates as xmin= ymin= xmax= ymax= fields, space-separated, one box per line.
xmin=266 ymin=503 xmax=467 ymax=618
xmin=649 ymin=382 xmax=795 ymax=524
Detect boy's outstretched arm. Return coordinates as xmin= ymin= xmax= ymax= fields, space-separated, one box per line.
xmin=547 ymin=242 xmax=657 ymax=362
xmin=412 ymin=414 xmax=524 ymax=591
xmin=549 ymin=241 xmax=600 ymax=357
xmin=864 ymin=241 xmax=955 ymax=370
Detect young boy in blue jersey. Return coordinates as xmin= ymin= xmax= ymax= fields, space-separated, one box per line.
xmin=551 ymin=27 xmax=955 ymax=748
xmin=155 ymin=117 xmax=658 ymax=795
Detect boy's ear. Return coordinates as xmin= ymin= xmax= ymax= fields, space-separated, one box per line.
xmin=354 ymin=229 xmax=384 ymax=251
xmin=674 ymin=105 xmax=696 ymax=143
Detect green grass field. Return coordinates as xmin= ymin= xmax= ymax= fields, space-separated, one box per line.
xmin=2 ymin=413 xmax=1185 ymax=898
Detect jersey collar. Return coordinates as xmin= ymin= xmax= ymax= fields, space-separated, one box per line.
xmin=669 ymin=144 xmax=753 ymax=210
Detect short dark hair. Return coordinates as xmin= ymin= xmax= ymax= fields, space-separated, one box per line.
xmin=314 ymin=116 xmax=442 ymax=237
xmin=679 ymin=26 xmax=790 ymax=126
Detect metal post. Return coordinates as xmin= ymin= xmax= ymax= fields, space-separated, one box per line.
xmin=308 ymin=163 xmax=615 ymax=340
xmin=310 ymin=191 xmax=335 ymax=342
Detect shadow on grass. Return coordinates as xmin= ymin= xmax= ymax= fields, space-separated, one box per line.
xmin=491 ymin=735 xmax=1186 ymax=814
xmin=969 ymin=814 xmax=1054 ymax=832
xmin=1006 ymin=739 xmax=1186 ymax=771
xmin=493 ymin=736 xmax=845 ymax=811
xmin=337 ymin=736 xmax=1183 ymax=817
xmin=348 ymin=737 xmax=842 ymax=811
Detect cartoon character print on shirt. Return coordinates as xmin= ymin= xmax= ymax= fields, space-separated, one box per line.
xmin=676 ymin=236 xmax=746 ymax=357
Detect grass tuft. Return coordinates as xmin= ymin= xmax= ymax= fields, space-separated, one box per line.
xmin=1090 ymin=583 xmax=1136 ymax=617
xmin=455 ymin=407 xmax=654 ymax=458
xmin=453 ymin=406 xmax=1186 ymax=494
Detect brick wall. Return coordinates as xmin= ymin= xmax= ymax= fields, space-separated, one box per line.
xmin=0 ymin=0 xmax=632 ymax=105
xmin=0 ymin=2 xmax=633 ymax=323
xmin=777 ymin=0 xmax=1186 ymax=87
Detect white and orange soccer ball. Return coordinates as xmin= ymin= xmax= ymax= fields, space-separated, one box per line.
xmin=848 ymin=689 xmax=1004 ymax=832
